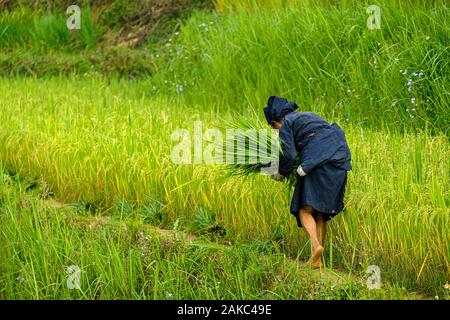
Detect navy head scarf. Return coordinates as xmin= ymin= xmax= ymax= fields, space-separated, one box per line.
xmin=263 ymin=96 xmax=298 ymax=124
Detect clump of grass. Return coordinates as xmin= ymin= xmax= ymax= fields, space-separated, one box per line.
xmin=0 ymin=7 xmax=34 ymax=49
xmin=188 ymin=207 xmax=226 ymax=238
xmin=31 ymin=13 xmax=69 ymax=49
xmin=0 ymin=6 xmax=97 ymax=51
xmin=140 ymin=199 xmax=166 ymax=224
xmin=79 ymin=6 xmax=97 ymax=49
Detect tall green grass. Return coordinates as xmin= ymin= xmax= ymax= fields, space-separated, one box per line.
xmin=0 ymin=78 xmax=447 ymax=296
xmin=0 ymin=7 xmax=97 ymax=50
xmin=155 ymin=1 xmax=449 ymax=133
xmin=1 ymin=163 xmax=426 ymax=299
xmin=0 ymin=8 xmax=33 ymax=49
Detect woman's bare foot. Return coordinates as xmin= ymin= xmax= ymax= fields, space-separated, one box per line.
xmin=311 ymin=245 xmax=324 ymax=269
xmin=311 ymin=258 xmax=323 ymax=269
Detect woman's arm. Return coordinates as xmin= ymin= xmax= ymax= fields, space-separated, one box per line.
xmin=278 ymin=120 xmax=298 ymax=176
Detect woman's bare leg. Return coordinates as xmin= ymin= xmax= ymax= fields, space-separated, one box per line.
xmin=315 ymin=213 xmax=327 ymax=247
xmin=314 ymin=213 xmax=327 ymax=267
xmin=299 ymin=205 xmax=323 ymax=268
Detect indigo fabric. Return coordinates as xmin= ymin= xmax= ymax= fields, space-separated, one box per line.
xmin=263 ymin=96 xmax=298 ymax=124
xmin=277 ymin=111 xmax=352 ymax=227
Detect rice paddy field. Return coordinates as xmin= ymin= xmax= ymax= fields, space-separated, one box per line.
xmin=0 ymin=0 xmax=449 ymax=300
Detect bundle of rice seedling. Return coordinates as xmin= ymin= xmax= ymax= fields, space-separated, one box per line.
xmin=215 ymin=115 xmax=299 ymax=187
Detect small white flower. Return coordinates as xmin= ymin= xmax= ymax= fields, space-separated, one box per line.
xmin=175 ymin=84 xmax=184 ymax=93
xmin=166 ymin=292 xmax=173 ymax=298
xmin=411 ymin=98 xmax=416 ymax=104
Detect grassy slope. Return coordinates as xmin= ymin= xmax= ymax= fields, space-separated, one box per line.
xmin=154 ymin=1 xmax=449 ymax=134
xmin=0 ymin=164 xmax=429 ymax=299
xmin=1 ymin=1 xmax=448 ymax=132
xmin=0 ymin=1 xmax=213 ymax=78
xmin=0 ymin=78 xmax=448 ymax=297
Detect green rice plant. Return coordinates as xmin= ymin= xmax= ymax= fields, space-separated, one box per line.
xmin=188 ymin=207 xmax=224 ymax=236
xmin=79 ymin=6 xmax=97 ymax=49
xmin=0 ymin=165 xmax=431 ymax=299
xmin=0 ymin=78 xmax=447 ymax=296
